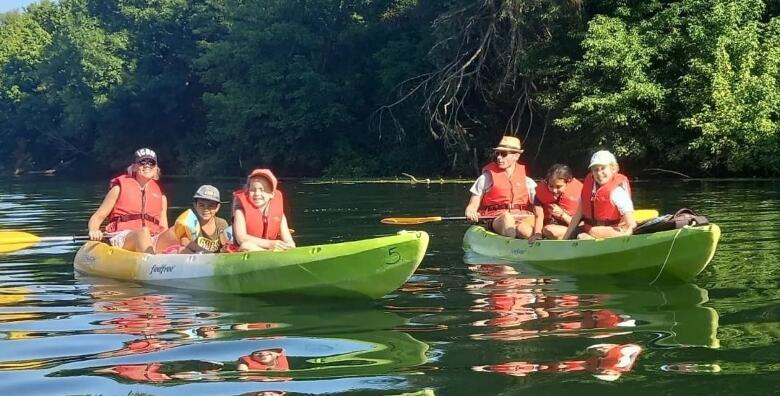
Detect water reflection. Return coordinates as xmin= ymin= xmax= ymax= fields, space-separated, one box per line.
xmin=40 ymin=280 xmax=431 ymax=387
xmin=466 ymin=263 xmax=720 ymax=381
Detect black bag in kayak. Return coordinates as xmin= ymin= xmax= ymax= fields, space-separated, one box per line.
xmin=633 ymin=208 xmax=710 ymax=235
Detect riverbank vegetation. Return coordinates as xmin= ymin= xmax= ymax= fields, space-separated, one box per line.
xmin=1 ymin=0 xmax=778 ymax=177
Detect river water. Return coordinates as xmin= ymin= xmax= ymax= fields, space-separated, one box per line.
xmin=1 ymin=177 xmax=779 ymax=395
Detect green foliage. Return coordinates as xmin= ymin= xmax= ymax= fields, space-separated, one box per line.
xmin=0 ymin=0 xmax=778 ymax=176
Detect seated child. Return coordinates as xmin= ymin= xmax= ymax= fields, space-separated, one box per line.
xmin=531 ymin=164 xmax=582 ymax=241
xmin=564 ymin=151 xmax=637 ymax=240
xmin=156 ymin=185 xmax=231 ymax=253
xmin=232 ymin=169 xmax=295 ymax=251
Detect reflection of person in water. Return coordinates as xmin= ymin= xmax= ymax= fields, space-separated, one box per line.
xmin=237 ymin=348 xmax=290 ymax=371
xmin=96 ymin=360 xmax=224 ymax=383
xmin=476 ymin=343 xmax=642 ymax=381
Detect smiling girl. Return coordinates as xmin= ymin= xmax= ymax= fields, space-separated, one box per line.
xmin=232 ymin=169 xmax=295 ymax=251
xmin=563 ymin=151 xmax=636 ymax=240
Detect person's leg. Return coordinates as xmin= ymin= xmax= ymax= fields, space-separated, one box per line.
xmin=153 ymin=227 xmax=181 ymax=253
xmin=122 ymin=227 xmax=154 ymax=253
xmin=586 ymin=226 xmax=629 ymax=239
xmin=515 ymin=214 xmax=535 ymax=239
xmin=491 ymin=212 xmax=517 ymax=238
xmin=542 ymin=224 xmax=568 ymax=240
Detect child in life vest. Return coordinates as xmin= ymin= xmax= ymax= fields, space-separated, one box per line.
xmin=155 ymin=185 xmax=232 ymax=254
xmin=465 ymin=136 xmax=537 ymax=239
xmin=87 ymin=148 xmax=168 ymax=253
xmin=530 ymin=164 xmax=583 ymax=242
xmin=232 ymin=169 xmax=295 ymax=251
xmin=563 ymin=151 xmax=637 ymax=240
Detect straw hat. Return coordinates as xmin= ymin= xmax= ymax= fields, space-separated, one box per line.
xmin=493 ymin=136 xmax=523 ymax=153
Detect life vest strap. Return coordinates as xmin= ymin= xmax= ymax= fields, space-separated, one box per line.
xmin=584 ymin=218 xmax=620 ymax=227
xmin=480 ymin=203 xmax=529 ymax=212
xmin=109 ymin=213 xmax=161 ymax=226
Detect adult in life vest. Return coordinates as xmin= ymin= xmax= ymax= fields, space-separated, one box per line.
xmin=563 ymin=150 xmax=637 ymax=240
xmin=87 ymin=148 xmax=168 ymax=253
xmin=155 ymin=184 xmax=232 ymax=254
xmin=464 ymin=136 xmax=537 ymax=239
xmin=232 ymin=169 xmax=295 ymax=251
xmin=530 ymin=164 xmax=583 ymax=242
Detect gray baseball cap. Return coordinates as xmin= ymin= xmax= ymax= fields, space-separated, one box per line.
xmin=193 ymin=185 xmax=222 ymax=203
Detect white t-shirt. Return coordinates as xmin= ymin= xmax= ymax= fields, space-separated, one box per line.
xmin=610 ymin=186 xmax=634 ymax=215
xmin=470 ymin=171 xmax=537 ymax=203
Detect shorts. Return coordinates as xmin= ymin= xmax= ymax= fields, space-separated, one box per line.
xmin=483 ymin=210 xmax=534 ymax=232
xmin=109 ymin=229 xmax=161 ymax=248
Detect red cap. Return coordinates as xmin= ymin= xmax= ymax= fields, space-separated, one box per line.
xmin=247 ymin=169 xmax=278 ymax=192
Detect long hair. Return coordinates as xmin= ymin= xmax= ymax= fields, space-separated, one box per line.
xmin=127 ymin=163 xmax=161 ymax=180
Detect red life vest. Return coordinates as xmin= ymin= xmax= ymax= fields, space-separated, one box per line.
xmin=535 ymin=178 xmax=582 ymax=225
xmin=106 ymin=175 xmax=164 ymax=234
xmin=479 ymin=162 xmax=531 ymax=216
xmin=233 ymin=189 xmax=285 ymax=240
xmin=113 ymin=363 xmax=170 ymax=382
xmin=238 ymin=349 xmax=290 ymax=371
xmin=586 ymin=344 xmax=641 ymax=373
xmin=581 ymin=173 xmax=631 ymax=227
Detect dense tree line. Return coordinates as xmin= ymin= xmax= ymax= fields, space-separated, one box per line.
xmin=0 ymin=0 xmax=777 ymax=177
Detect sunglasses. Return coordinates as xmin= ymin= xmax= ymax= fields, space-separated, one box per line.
xmin=137 ymin=159 xmax=157 ymax=167
xmin=495 ymin=151 xmax=516 ymax=158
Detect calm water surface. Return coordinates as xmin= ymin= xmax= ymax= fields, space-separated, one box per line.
xmin=1 ymin=177 xmax=779 ymax=395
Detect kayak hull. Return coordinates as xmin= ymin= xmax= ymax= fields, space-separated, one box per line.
xmin=463 ymin=225 xmax=720 ymax=282
xmin=74 ymin=231 xmax=429 ymax=299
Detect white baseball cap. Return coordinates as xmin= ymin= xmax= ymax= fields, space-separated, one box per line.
xmin=588 ymin=150 xmax=617 ymax=168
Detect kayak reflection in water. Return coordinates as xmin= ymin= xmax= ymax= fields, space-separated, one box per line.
xmin=95 ymin=360 xmax=224 ymax=383
xmin=474 ymin=343 xmax=642 ymax=381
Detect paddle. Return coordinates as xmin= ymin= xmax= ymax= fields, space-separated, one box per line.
xmin=380 ymin=209 xmax=660 ymax=225
xmin=381 ymin=214 xmax=532 ymax=225
xmin=0 ymin=231 xmax=91 ymax=253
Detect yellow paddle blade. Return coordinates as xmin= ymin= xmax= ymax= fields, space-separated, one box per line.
xmin=0 ymin=231 xmax=40 ymax=253
xmin=381 ymin=216 xmax=443 ymax=225
xmin=635 ymin=209 xmax=660 ymax=223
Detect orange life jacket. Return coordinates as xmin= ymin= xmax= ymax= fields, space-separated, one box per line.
xmin=113 ymin=363 xmax=170 ymax=382
xmin=479 ymin=162 xmax=531 ymax=216
xmin=581 ymin=173 xmax=631 ymax=227
xmin=233 ymin=189 xmax=284 ymax=240
xmin=106 ymin=175 xmax=164 ymax=234
xmin=535 ymin=178 xmax=582 ymax=224
xmin=238 ymin=349 xmax=290 ymax=371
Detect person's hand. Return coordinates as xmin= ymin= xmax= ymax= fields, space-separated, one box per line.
xmin=550 ymin=204 xmax=564 ymax=218
xmin=465 ymin=208 xmax=480 ymax=223
xmin=528 ymin=233 xmax=543 ymax=244
xmin=88 ymin=229 xmax=103 ymax=241
xmin=273 ymin=240 xmax=294 ymax=251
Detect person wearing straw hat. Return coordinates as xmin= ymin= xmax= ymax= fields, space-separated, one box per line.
xmin=155 ymin=185 xmax=232 ymax=254
xmin=563 ymin=150 xmax=636 ymax=240
xmin=465 ymin=135 xmax=537 ymax=239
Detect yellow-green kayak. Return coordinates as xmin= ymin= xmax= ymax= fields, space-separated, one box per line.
xmin=463 ymin=225 xmax=720 ymax=282
xmin=74 ymin=231 xmax=429 ymax=299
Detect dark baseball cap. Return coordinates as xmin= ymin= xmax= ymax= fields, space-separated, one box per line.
xmin=193 ymin=185 xmax=222 ymax=203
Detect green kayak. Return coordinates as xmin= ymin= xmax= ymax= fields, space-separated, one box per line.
xmin=463 ymin=225 xmax=720 ymax=282
xmin=74 ymin=230 xmax=429 ymax=299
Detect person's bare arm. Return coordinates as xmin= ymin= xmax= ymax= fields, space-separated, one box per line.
xmin=88 ymin=185 xmax=120 ymax=240
xmin=562 ymin=207 xmax=583 ymax=240
xmin=159 ymin=195 xmax=169 ymax=229
xmin=465 ymin=194 xmax=482 ymax=223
